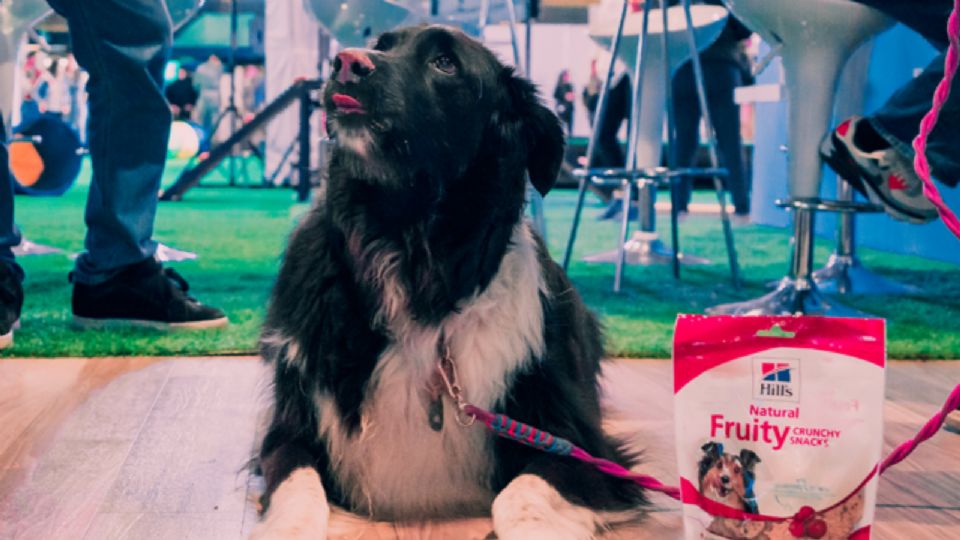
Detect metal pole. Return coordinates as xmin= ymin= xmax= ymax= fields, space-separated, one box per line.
xmin=525 ymin=5 xmax=533 ymax=76
xmin=680 ymin=0 xmax=740 ymax=288
xmin=297 ymin=84 xmax=312 ymax=202
xmin=562 ymin=0 xmax=631 ymax=270
xmin=610 ymin=0 xmax=652 ymax=290
xmin=479 ymin=0 xmax=490 ymax=28
xmin=228 ymin=0 xmax=239 ymax=186
xmin=614 ymin=179 xmax=633 ymax=292
xmin=660 ymin=0 xmax=680 ymax=279
xmin=502 ymin=0 xmax=547 ymax=240
xmin=624 ymin=0 xmax=653 ymax=174
xmin=789 ymin=208 xmax=816 ymax=290
xmin=837 ymin=181 xmax=856 ymax=258
xmin=504 ymin=0 xmax=522 ymax=68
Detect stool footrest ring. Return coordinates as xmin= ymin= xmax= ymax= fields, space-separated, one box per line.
xmin=573 ymin=166 xmax=729 ymax=182
xmin=775 ymin=198 xmax=883 ymax=213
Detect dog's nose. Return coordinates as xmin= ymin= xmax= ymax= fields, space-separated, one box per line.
xmin=333 ymin=50 xmax=375 ymax=84
xmin=720 ymin=475 xmax=730 ymax=484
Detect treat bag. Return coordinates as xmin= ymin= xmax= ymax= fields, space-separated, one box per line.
xmin=674 ymin=315 xmax=886 ymax=540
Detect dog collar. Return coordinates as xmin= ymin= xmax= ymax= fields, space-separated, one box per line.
xmin=425 ymin=330 xmax=477 ymax=431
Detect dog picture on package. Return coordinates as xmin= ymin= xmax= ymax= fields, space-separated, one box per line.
xmin=698 ymin=442 xmax=760 ymax=515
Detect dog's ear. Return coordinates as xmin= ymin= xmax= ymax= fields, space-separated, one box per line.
xmin=500 ymin=68 xmax=565 ymax=196
xmin=739 ymin=449 xmax=761 ymax=472
xmin=701 ymin=442 xmax=723 ymax=459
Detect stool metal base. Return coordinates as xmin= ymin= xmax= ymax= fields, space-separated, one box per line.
xmin=582 ymin=231 xmax=710 ymax=266
xmin=706 ymin=277 xmax=867 ymax=317
xmin=812 ymin=254 xmax=919 ymax=295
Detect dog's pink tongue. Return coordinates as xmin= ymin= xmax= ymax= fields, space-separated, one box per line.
xmin=332 ymin=93 xmax=364 ymax=111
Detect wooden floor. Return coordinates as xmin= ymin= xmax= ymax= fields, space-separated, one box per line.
xmin=0 ymin=357 xmax=957 ymax=540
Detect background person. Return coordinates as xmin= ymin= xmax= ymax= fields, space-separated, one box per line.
xmin=165 ymin=66 xmax=199 ymax=122
xmin=670 ymin=0 xmax=754 ymax=218
xmin=554 ymin=69 xmax=575 ymax=136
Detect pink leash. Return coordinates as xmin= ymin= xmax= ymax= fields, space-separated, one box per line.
xmin=913 ymin=0 xmax=960 ymax=239
xmin=462 ymin=382 xmax=959 ymax=539
xmin=466 ymin=382 xmax=960 ymax=503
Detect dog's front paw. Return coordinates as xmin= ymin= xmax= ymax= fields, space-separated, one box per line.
xmin=250 ymin=467 xmax=329 ymax=540
xmin=492 ymin=474 xmax=599 ymax=540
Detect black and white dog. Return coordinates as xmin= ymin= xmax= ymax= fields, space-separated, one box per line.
xmin=252 ymin=25 xmax=644 ymax=540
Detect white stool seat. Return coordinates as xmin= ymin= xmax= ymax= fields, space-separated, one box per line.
xmin=305 ymin=0 xmax=531 ymax=47
xmin=589 ymin=4 xmax=728 ymax=167
xmin=725 ymin=0 xmax=891 ymax=199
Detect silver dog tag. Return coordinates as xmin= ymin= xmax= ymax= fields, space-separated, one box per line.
xmin=428 ymin=397 xmax=444 ymax=432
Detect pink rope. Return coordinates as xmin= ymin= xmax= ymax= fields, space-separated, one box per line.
xmin=567 ymin=447 xmax=682 ymax=500
xmin=912 ymin=0 xmax=960 ymax=239
xmin=881 ymin=381 xmax=960 ymax=474
xmin=468 ymin=382 xmax=959 ymax=511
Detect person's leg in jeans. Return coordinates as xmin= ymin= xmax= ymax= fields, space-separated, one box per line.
xmin=870 ymin=50 xmax=959 ymax=186
xmin=704 ymin=62 xmax=750 ymax=215
xmin=671 ymin=63 xmax=701 ymax=214
xmin=671 ymin=61 xmax=749 ymax=215
xmin=0 ymin=115 xmax=23 ymax=280
xmin=671 ymin=63 xmax=702 ymax=214
xmin=48 ymin=0 xmax=169 ymax=282
xmin=48 ymin=0 xmax=226 ymax=328
xmin=0 ymin=115 xmax=25 ymax=347
xmin=861 ymin=0 xmax=957 ymax=184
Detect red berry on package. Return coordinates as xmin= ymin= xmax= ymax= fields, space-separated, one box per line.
xmin=789 ymin=519 xmax=807 ymax=538
xmin=795 ymin=506 xmax=816 ymax=522
xmin=806 ymin=518 xmax=828 ymax=539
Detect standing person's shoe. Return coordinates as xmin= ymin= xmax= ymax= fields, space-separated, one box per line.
xmin=71 ymin=258 xmax=228 ymax=330
xmin=0 ymin=261 xmax=23 ymax=349
xmin=820 ymin=116 xmax=939 ymax=224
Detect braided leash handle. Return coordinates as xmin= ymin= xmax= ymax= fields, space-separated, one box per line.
xmin=464 ymin=405 xmax=682 ymax=499
xmin=881 ymin=381 xmax=960 ymax=473
xmin=912 ymin=0 xmax=960 ymax=239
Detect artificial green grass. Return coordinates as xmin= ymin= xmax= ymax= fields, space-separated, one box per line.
xmin=5 ymin=157 xmax=959 ymax=358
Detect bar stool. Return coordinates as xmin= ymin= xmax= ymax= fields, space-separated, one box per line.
xmin=812 ymin=43 xmax=919 ymax=295
xmin=707 ymin=0 xmax=892 ymax=316
xmin=564 ymin=0 xmax=742 ymax=292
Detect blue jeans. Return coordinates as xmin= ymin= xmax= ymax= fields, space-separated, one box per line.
xmin=671 ymin=60 xmax=750 ymax=214
xmin=0 ymin=0 xmax=172 ymax=284
xmin=856 ymin=0 xmax=959 ymax=187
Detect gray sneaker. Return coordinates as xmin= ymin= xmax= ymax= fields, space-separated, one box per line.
xmin=820 ymin=116 xmax=938 ymax=224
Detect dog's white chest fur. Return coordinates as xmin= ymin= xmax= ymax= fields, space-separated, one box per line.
xmin=315 ymin=223 xmax=546 ymax=519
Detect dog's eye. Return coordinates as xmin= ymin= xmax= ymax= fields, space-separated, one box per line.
xmin=734 ymin=466 xmax=741 ymax=474
xmin=716 ymin=463 xmax=723 ymax=470
xmin=430 ymin=54 xmax=457 ymax=74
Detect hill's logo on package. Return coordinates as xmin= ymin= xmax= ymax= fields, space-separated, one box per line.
xmin=753 ymin=359 xmax=800 ymax=402
xmin=674 ymin=316 xmax=886 ymax=540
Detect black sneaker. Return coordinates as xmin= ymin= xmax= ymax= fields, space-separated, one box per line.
xmin=0 ymin=261 xmax=23 ymax=348
xmin=71 ymin=258 xmax=228 ymax=330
